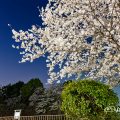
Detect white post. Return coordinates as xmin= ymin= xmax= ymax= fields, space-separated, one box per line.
xmin=14 ymin=109 xmax=21 ymax=120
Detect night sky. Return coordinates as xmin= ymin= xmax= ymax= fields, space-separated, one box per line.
xmin=0 ymin=0 xmax=120 ymax=99
xmin=0 ymin=0 xmax=48 ymax=86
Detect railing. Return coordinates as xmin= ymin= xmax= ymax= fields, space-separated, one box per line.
xmin=1 ymin=114 xmax=120 ymax=120
xmin=0 ymin=115 xmax=89 ymax=120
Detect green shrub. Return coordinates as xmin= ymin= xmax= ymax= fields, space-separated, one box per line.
xmin=61 ymin=79 xmax=119 ymax=120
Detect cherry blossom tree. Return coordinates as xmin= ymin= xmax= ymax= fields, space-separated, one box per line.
xmin=11 ymin=0 xmax=120 ymax=86
xmin=29 ymin=84 xmax=63 ymax=114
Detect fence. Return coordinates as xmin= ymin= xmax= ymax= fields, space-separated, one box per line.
xmin=0 ymin=114 xmax=120 ymax=120
xmin=0 ymin=115 xmax=89 ymax=120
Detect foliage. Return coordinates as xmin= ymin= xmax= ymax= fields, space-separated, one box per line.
xmin=11 ymin=0 xmax=120 ymax=86
xmin=2 ymin=81 xmax=24 ymax=98
xmin=29 ymin=84 xmax=63 ymax=115
xmin=0 ymin=78 xmax=44 ymax=116
xmin=61 ymin=79 xmax=119 ymax=119
xmin=105 ymin=112 xmax=120 ymax=120
xmin=21 ymin=78 xmax=44 ymax=100
xmin=63 ymin=80 xmax=73 ymax=87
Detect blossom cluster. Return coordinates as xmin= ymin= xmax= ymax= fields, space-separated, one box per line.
xmin=12 ymin=0 xmax=120 ymax=86
xmin=29 ymin=85 xmax=62 ymax=114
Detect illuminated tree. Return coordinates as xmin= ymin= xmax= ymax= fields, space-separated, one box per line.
xmin=11 ymin=0 xmax=120 ymax=86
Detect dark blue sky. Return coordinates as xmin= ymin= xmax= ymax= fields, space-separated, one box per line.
xmin=0 ymin=0 xmax=49 ymax=86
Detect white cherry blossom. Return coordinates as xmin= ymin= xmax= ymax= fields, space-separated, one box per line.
xmin=11 ymin=0 xmax=120 ymax=87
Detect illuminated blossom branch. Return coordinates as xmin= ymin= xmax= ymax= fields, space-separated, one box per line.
xmin=11 ymin=0 xmax=120 ymax=86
